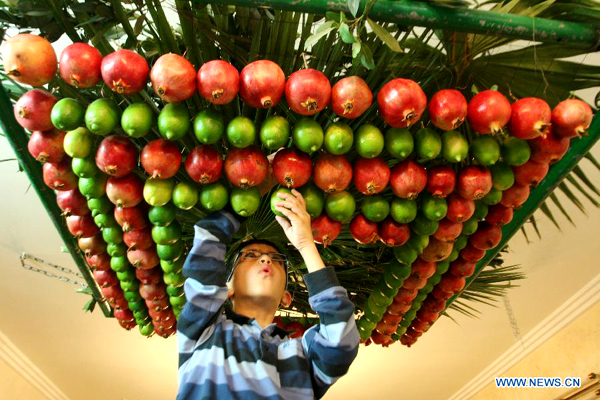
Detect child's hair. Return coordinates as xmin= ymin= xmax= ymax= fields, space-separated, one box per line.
xmin=226 ymin=239 xmax=289 ymax=283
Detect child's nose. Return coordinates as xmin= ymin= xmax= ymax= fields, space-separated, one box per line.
xmin=260 ymin=256 xmax=272 ymax=264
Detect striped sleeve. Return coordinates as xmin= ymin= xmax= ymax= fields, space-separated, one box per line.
xmin=301 ymin=267 xmax=360 ymax=399
xmin=177 ymin=211 xmax=240 ymax=365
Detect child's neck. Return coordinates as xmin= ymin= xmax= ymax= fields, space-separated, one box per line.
xmin=233 ymin=297 xmax=278 ymax=329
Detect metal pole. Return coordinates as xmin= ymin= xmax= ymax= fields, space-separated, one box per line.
xmin=0 ymin=83 xmax=112 ymax=317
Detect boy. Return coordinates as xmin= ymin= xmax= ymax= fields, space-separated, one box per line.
xmin=177 ymin=189 xmax=360 ymax=399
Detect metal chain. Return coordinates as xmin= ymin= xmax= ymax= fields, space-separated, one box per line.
xmin=20 ymin=253 xmax=87 ymax=288
xmin=503 ymin=295 xmax=525 ymax=349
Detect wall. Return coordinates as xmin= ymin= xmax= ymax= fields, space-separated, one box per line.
xmin=0 ymin=356 xmax=47 ymax=400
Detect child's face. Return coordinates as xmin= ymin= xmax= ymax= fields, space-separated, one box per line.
xmin=229 ymin=243 xmax=290 ymax=305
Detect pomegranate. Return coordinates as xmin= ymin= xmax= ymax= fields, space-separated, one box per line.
xmin=123 ymin=227 xmax=153 ymax=250
xmin=401 ymin=274 xmax=427 ymax=290
xmin=127 ymin=247 xmax=159 ymax=269
xmin=106 ymin=174 xmax=144 ymax=208
xmin=500 ymin=184 xmax=530 ymax=209
xmin=140 ymin=283 xmax=167 ymax=301
xmin=150 ymin=53 xmax=196 ymax=103
xmin=426 ymin=165 xmax=456 ymax=198
xmin=86 ymin=253 xmax=111 ymax=271
xmin=27 ymin=129 xmax=66 ymax=163
xmin=311 ymin=214 xmax=342 ymax=247
xmin=59 ymin=43 xmax=102 ymax=88
xmin=513 ymin=159 xmax=549 ymax=187
xmin=78 ymin=234 xmax=106 ymax=257
xmin=377 ymin=78 xmax=427 ymax=128
xmin=371 ymin=331 xmax=393 ymax=346
xmin=399 ymin=334 xmax=417 ymax=347
xmin=420 ymin=237 xmax=453 ymax=262
xmin=148 ymin=308 xmax=173 ymax=323
xmin=460 ymin=243 xmax=486 ymax=263
xmin=485 ymin=204 xmax=513 ymax=226
xmin=101 ymin=284 xmax=124 ymax=301
xmin=469 ymin=221 xmax=502 ymax=250
xmin=1 ymin=34 xmax=57 ymax=86
xmin=147 ymin=297 xmax=171 ymax=312
xmin=136 ymin=267 xmax=163 ymax=285
xmin=422 ymin=297 xmax=446 ymax=313
xmin=411 ymin=318 xmax=431 ymax=333
xmin=353 ymin=157 xmax=390 ymax=195
xmin=56 ymin=189 xmax=89 ymax=216
xmin=285 ymin=68 xmax=331 ymax=115
xmin=529 ymin=131 xmax=570 ymax=164
xmin=388 ymin=300 xmax=412 ymax=315
xmin=349 ymin=214 xmax=379 ymax=244
xmin=224 ymin=146 xmax=268 ymax=188
xmin=376 ymin=319 xmax=399 ymax=335
xmin=331 ymin=76 xmax=373 ymax=119
xmin=93 ymin=269 xmax=119 ymax=288
xmin=467 ymin=90 xmax=511 ymax=134
xmin=95 ymin=135 xmax=138 ymax=178
xmin=43 ymin=160 xmax=78 ymax=191
xmin=239 ymin=60 xmax=285 ymax=108
xmin=509 ymin=97 xmax=551 ymax=139
xmin=432 ymin=286 xmax=453 ymax=300
xmin=378 ymin=219 xmax=410 ymax=247
xmin=114 ymin=206 xmax=148 ymax=232
xmin=114 ymin=309 xmax=134 ymax=322
xmin=433 ymin=219 xmax=463 ymax=242
xmin=185 ymin=145 xmax=224 ymax=184
xmin=389 ymin=160 xmax=427 ymax=199
xmin=394 ymin=288 xmax=418 ymax=304
xmin=141 ymin=139 xmax=182 ymax=179
xmin=552 ymin=99 xmax=593 ymax=139
xmin=110 ymin=297 xmax=129 ymax=310
xmin=313 ymin=153 xmax=353 ymax=193
xmin=438 ymin=274 xmax=466 ymax=294
xmin=66 ymin=214 xmax=99 ymax=238
xmin=446 ymin=193 xmax=475 ymax=222
xmin=457 ymin=166 xmax=493 ymax=200
xmin=417 ymin=307 xmax=441 ymax=323
xmin=14 ymin=89 xmax=57 ymax=131
xmin=411 ymin=258 xmax=436 ymax=279
xmin=449 ymin=259 xmax=476 ymax=278
xmin=429 ymin=89 xmax=468 ymax=131
xmin=273 ymin=148 xmax=312 ymax=188
xmin=101 ymin=49 xmax=149 ymax=95
xmin=197 ymin=60 xmax=240 ymax=104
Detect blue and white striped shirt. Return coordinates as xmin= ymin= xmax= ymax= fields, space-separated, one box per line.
xmin=177 ymin=211 xmax=360 ymax=399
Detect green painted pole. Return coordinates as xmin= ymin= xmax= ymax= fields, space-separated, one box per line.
xmin=446 ymin=111 xmax=600 ymax=310
xmin=203 ymin=0 xmax=600 ymax=49
xmin=0 ymin=83 xmax=112 ymax=317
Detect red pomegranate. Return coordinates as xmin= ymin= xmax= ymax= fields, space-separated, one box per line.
xmin=101 ymin=49 xmax=149 ymax=95
xmin=14 ymin=89 xmax=57 ymax=131
xmin=353 ymin=157 xmax=390 ymax=195
xmin=93 ymin=269 xmax=118 ymax=288
xmin=78 ymin=234 xmax=106 ymax=257
xmin=419 ymin=237 xmax=453 ymax=262
xmin=377 ymin=78 xmax=427 ymax=128
xmin=101 ymin=285 xmax=124 ymax=301
xmin=417 ymin=307 xmax=441 ymax=323
xmin=86 ymin=253 xmax=111 ymax=271
xmin=460 ymin=243 xmax=486 ymax=263
xmin=411 ymin=258 xmax=436 ymax=279
xmin=95 ymin=135 xmax=138 ymax=178
xmin=114 ymin=309 xmax=134 ymax=322
xmin=123 ymin=227 xmax=153 ymax=250
xmin=1 ymin=33 xmax=57 ymax=86
xmin=410 ymin=318 xmax=431 ymax=333
xmin=378 ymin=219 xmax=411 ymax=247
xmin=27 ymin=129 xmax=66 ymax=163
xmin=141 ymin=139 xmax=182 ymax=179
xmin=552 ymin=99 xmax=593 ymax=139
xmin=185 ymin=145 xmax=224 ymax=185
xmin=224 ymin=146 xmax=268 ymax=188
xmin=118 ymin=319 xmax=137 ymax=331
xmin=432 ymin=286 xmax=454 ymax=300
xmin=56 ymin=189 xmax=89 ymax=216
xmin=394 ymin=288 xmax=418 ymax=304
xmin=197 ymin=60 xmax=239 ymax=105
xmin=469 ymin=221 xmax=502 ymax=250
xmin=457 ymin=166 xmax=493 ymax=200
xmin=59 ymin=43 xmax=102 ymax=88
xmin=399 ymin=334 xmax=417 ymax=347
xmin=285 ymin=68 xmax=331 ymax=115
xmin=500 ymin=184 xmax=530 ymax=209
xmin=272 ymin=148 xmax=312 ymax=188
xmin=239 ymin=60 xmax=285 ymax=108
xmin=426 ymin=165 xmax=456 ymax=198
xmin=331 ymin=76 xmax=373 ymax=119
xmin=433 ymin=219 xmax=463 ymax=242
xmin=140 ymin=283 xmax=167 ymax=301
xmin=127 ymin=247 xmax=159 ymax=270
xmin=66 ymin=214 xmax=99 ymax=238
xmin=401 ymin=274 xmax=427 ymax=290
xmin=311 ymin=214 xmax=342 ymax=247
xmin=43 ymin=160 xmax=78 ymax=191
xmin=389 ymin=160 xmax=427 ymax=199
xmin=136 ymin=267 xmax=163 ymax=285
xmin=106 ymin=174 xmax=144 ymax=208
xmin=349 ymin=214 xmax=379 ymax=244
xmin=313 ymin=153 xmax=353 ymax=193
xmin=109 ymin=296 xmax=129 ymax=310
xmin=449 ymin=259 xmax=476 ymax=278
xmin=371 ymin=331 xmax=394 ymax=346
xmin=376 ymin=319 xmax=399 ymax=335
xmin=422 ymin=297 xmax=446 ymax=313
xmin=150 ymin=53 xmax=196 ymax=103
xmin=513 ymin=159 xmax=549 ymax=187
xmin=446 ymin=193 xmax=475 ymax=223
xmin=485 ymin=204 xmax=513 ymax=226
xmin=529 ymin=131 xmax=570 ymax=164
xmin=429 ymin=89 xmax=468 ymax=131
xmin=438 ymin=274 xmax=466 ymax=294
xmin=388 ymin=301 xmax=412 ymax=315
xmin=467 ymin=90 xmax=511 ymax=134
xmin=148 ymin=297 xmax=171 ymax=312
xmin=509 ymin=97 xmax=551 ymax=139
xmin=114 ymin=205 xmax=148 ymax=232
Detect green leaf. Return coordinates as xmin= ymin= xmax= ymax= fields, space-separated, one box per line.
xmin=134 ymin=15 xmax=145 ymax=36
xmin=325 ymin=11 xmax=341 ymax=22
xmin=548 ymin=192 xmax=575 ymax=227
xmin=305 ymin=21 xmax=334 ymax=49
xmin=367 ymin=18 xmax=402 ymax=53
xmin=539 ymin=203 xmax=561 ymax=231
xmin=347 ymin=0 xmax=360 ymax=17
xmin=83 ymin=298 xmax=96 ymax=313
xmin=352 ymin=41 xmax=361 ymax=58
xmin=360 ymin=45 xmax=376 ymax=70
xmin=572 ymin=165 xmax=600 ymax=197
xmin=338 ymin=22 xmax=355 ymax=43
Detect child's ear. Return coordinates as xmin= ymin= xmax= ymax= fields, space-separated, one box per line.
xmin=280 ymin=290 xmax=292 ymax=308
xmin=227 ymin=281 xmax=234 ymax=299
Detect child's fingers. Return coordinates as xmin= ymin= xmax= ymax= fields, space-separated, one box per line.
xmin=275 ymin=204 xmax=301 ymax=223
xmin=275 ymin=201 xmax=307 ymax=218
xmin=275 ymin=215 xmax=291 ymax=231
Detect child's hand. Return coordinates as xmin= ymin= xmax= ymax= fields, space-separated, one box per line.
xmin=274 ymin=189 xmax=315 ymax=253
